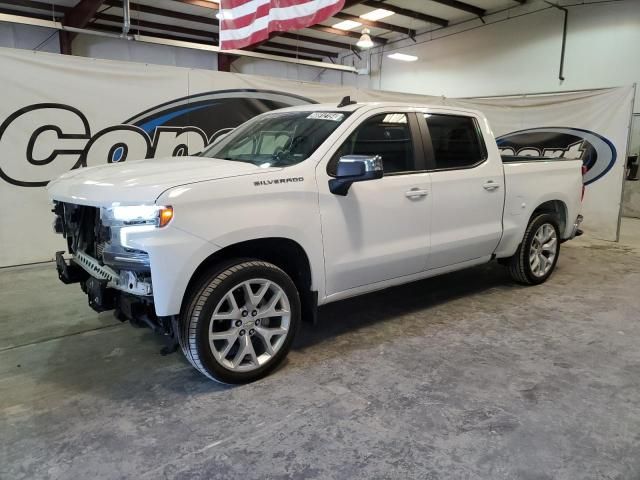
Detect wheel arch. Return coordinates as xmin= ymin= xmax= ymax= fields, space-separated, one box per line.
xmin=181 ymin=237 xmax=316 ymax=319
xmin=530 ymin=199 xmax=568 ymax=236
xmin=495 ymin=197 xmax=570 ymax=259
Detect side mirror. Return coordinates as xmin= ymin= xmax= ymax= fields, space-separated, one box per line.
xmin=329 ymin=155 xmax=383 ymax=196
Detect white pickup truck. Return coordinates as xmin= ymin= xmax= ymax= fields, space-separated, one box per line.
xmin=48 ymin=100 xmax=584 ymax=383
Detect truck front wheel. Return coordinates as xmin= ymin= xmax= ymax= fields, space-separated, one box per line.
xmin=508 ymin=213 xmax=561 ymax=285
xmin=179 ymin=260 xmax=301 ymax=384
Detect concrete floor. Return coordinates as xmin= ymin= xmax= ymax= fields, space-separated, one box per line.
xmin=2 ymin=220 xmax=640 ymax=480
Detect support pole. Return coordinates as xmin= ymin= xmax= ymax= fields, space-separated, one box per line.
xmin=122 ymin=0 xmax=130 ymax=37
xmin=546 ymin=1 xmax=568 ymax=82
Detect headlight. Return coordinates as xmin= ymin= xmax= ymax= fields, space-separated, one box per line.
xmin=102 ymin=205 xmax=173 ymax=228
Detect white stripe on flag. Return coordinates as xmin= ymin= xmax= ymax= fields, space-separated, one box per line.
xmin=220 ymin=15 xmax=270 ymax=41
xmin=221 ymin=0 xmax=270 ymax=20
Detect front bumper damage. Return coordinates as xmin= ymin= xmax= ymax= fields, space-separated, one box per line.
xmin=53 ymin=201 xmax=179 ymax=353
xmin=56 ymin=250 xmax=178 ymax=353
xmin=55 ymin=249 xmax=152 ymax=313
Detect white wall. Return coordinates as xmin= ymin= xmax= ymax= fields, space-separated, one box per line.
xmin=0 ymin=22 xmax=59 ymax=53
xmin=231 ymin=57 xmax=344 ymax=84
xmin=355 ymin=0 xmax=640 ymax=113
xmin=71 ymin=34 xmax=219 ymax=70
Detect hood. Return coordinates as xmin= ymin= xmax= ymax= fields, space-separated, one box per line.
xmin=47 ymin=156 xmax=280 ymax=206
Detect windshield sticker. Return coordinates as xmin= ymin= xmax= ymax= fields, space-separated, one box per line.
xmin=307 ymin=112 xmax=345 ymax=122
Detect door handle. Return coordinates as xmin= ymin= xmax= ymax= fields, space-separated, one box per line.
xmin=483 ymin=181 xmax=500 ymax=191
xmin=405 ymin=188 xmax=429 ymax=199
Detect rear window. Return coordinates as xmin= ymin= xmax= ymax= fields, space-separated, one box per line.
xmin=424 ymin=114 xmax=486 ymax=169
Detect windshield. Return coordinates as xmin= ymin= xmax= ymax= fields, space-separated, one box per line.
xmin=200 ymin=111 xmax=350 ymax=167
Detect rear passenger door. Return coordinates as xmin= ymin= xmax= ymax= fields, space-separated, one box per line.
xmin=418 ymin=112 xmax=504 ymax=270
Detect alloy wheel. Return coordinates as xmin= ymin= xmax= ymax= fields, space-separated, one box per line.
xmin=208 ymin=279 xmax=291 ymax=372
xmin=529 ymin=223 xmax=558 ymax=277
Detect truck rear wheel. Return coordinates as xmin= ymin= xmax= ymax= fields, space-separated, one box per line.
xmin=179 ymin=260 xmax=300 ymax=384
xmin=508 ymin=213 xmax=561 ymax=285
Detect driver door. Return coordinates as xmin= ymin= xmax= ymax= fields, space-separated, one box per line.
xmin=317 ymin=110 xmax=432 ymax=297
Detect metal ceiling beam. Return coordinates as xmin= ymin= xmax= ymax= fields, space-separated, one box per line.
xmin=308 ymin=24 xmax=387 ymax=44
xmin=92 ymin=20 xmax=209 ymax=42
xmin=104 ymin=0 xmax=219 ymax=26
xmin=0 ymin=0 xmax=68 ymax=14
xmin=64 ymin=0 xmax=107 ymax=27
xmin=96 ymin=12 xmax=218 ymax=40
xmin=333 ymin=11 xmax=415 ymax=37
xmin=60 ymin=0 xmax=107 ymax=54
xmin=0 ymin=6 xmax=61 ymax=20
xmin=361 ymin=1 xmax=448 ymax=27
xmin=254 ymin=48 xmax=322 ymax=63
xmin=279 ymin=32 xmax=354 ymax=50
xmin=429 ymin=0 xmax=486 ymax=17
xmin=343 ymin=0 xmax=366 ymax=6
xmin=171 ymin=0 xmax=219 ymax=10
xmin=263 ymin=41 xmax=338 ymax=58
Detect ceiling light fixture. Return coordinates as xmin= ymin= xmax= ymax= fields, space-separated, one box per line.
xmin=333 ymin=19 xmax=362 ymax=30
xmin=360 ymin=9 xmax=395 ymax=21
xmin=388 ymin=52 xmax=418 ymax=62
xmin=356 ymin=28 xmax=374 ymax=49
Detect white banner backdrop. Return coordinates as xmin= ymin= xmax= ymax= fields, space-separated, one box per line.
xmin=452 ymin=87 xmax=635 ymax=242
xmin=0 ymin=47 xmax=633 ymax=266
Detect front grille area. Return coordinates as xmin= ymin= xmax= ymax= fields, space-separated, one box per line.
xmin=53 ymin=202 xmax=102 ymax=258
xmin=54 ymin=201 xmax=151 ymax=272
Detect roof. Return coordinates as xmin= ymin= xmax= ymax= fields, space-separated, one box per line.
xmin=273 ymin=101 xmax=483 ymax=117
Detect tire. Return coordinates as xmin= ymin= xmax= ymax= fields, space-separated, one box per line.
xmin=508 ymin=213 xmax=561 ymax=285
xmin=179 ymin=259 xmax=301 ymax=384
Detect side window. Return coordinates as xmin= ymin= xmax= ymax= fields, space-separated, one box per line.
xmin=329 ymin=113 xmax=415 ymax=175
xmin=424 ymin=114 xmax=486 ymax=169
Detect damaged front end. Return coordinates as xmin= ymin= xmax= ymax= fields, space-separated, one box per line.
xmin=52 ymin=201 xmax=177 ymax=352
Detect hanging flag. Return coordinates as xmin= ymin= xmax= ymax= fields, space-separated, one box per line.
xmin=219 ymin=0 xmax=345 ymax=51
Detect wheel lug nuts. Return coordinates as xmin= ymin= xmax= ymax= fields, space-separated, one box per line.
xmin=235 ymin=320 xmax=242 ymax=327
xmin=241 ymin=310 xmax=248 ymax=317
xmin=251 ymin=310 xmax=258 ymax=317
xmin=249 ymin=329 xmax=255 ymax=336
xmin=239 ymin=329 xmax=246 ymax=336
xmin=254 ymin=319 xmax=260 ymax=326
